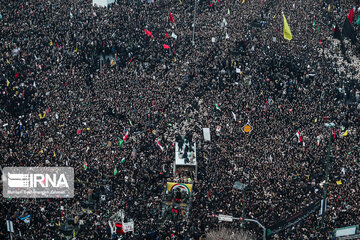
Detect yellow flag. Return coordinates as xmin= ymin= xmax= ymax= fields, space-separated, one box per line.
xmin=6 ymin=79 xmax=10 ymax=86
xmin=174 ymin=57 xmax=176 ymax=62
xmin=58 ymin=220 xmax=61 ymax=227
xmin=50 ymin=41 xmax=53 ymax=46
xmin=6 ymin=60 xmax=10 ymax=64
xmin=53 ymin=152 xmax=56 ymax=157
xmin=283 ymin=13 xmax=293 ymax=41
xmin=328 ymin=4 xmax=331 ymax=12
xmin=315 ymin=118 xmax=317 ymax=123
xmin=336 ymin=180 xmax=342 ymax=185
xmin=342 ymin=130 xmax=348 ymax=136
xmin=242 ymin=0 xmax=245 ymax=3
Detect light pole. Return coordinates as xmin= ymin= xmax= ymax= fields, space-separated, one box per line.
xmin=321 ymin=123 xmax=335 ymax=228
xmin=192 ymin=0 xmax=197 ymax=46
xmin=233 ymin=182 xmax=246 ymax=229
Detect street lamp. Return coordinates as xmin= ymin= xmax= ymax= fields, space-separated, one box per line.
xmin=233 ymin=182 xmax=247 ymax=229
xmin=192 ymin=0 xmax=198 ymax=46
xmin=321 ymin=122 xmax=335 ymax=228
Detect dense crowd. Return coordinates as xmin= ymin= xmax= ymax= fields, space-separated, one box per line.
xmin=1 ymin=0 xmax=360 ymax=239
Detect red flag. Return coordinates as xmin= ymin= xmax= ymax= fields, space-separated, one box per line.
xmin=347 ymin=8 xmax=354 ymax=24
xmin=145 ymin=29 xmax=153 ymax=37
xmin=77 ymin=129 xmax=81 ymax=134
xmin=166 ymin=33 xmax=169 ymax=38
xmin=22 ymin=90 xmax=25 ymax=98
xmin=56 ymin=43 xmax=59 ymax=48
xmin=174 ymin=50 xmax=176 ymax=55
xmin=129 ymin=57 xmax=133 ymax=64
xmin=210 ymin=3 xmax=214 ymax=7
xmin=169 ymin=12 xmax=175 ymax=23
xmin=115 ymin=223 xmax=125 ymax=234
xmin=163 ymin=44 xmax=170 ymax=49
xmin=15 ymin=73 xmax=19 ymax=78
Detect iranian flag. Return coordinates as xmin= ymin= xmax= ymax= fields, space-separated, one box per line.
xmin=316 ymin=137 xmax=320 ymax=146
xmin=84 ymin=160 xmax=88 ymax=170
xmin=123 ymin=131 xmax=129 ymax=141
xmin=296 ymin=131 xmax=302 ymax=143
xmin=156 ymin=140 xmax=164 ymax=151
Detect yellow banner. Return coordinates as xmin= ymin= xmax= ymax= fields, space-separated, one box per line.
xmin=167 ymin=182 xmax=193 ymax=193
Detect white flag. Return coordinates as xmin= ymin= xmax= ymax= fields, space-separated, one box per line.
xmin=171 ymin=32 xmax=177 ymax=39
xmin=232 ymin=112 xmax=236 ymax=121
xmin=225 ymin=32 xmax=229 ymax=39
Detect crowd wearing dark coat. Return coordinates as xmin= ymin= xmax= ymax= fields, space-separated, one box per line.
xmin=1 ymin=0 xmax=360 ymax=239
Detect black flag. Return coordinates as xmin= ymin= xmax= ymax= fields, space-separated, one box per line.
xmin=333 ymin=24 xmax=342 ymax=40
xmin=342 ymin=18 xmax=356 ymax=44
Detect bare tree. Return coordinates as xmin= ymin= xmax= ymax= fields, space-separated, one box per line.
xmin=206 ymin=228 xmax=254 ymax=240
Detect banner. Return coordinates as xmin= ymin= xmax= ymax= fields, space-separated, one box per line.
xmin=122 ymin=221 xmax=134 ymax=233
xmin=167 ymin=182 xmax=193 ymax=194
xmin=266 ymin=200 xmax=321 ymax=237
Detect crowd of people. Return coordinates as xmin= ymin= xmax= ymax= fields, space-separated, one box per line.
xmin=1 ymin=0 xmax=360 ymax=239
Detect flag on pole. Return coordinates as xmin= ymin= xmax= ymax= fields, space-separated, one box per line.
xmin=145 ymin=29 xmax=153 ymax=37
xmin=242 ymin=0 xmax=245 ymax=3
xmin=156 ymin=140 xmax=164 ymax=151
xmin=328 ymin=4 xmax=331 ymax=12
xmin=113 ymin=167 xmax=117 ymax=176
xmin=316 ymin=137 xmax=320 ymax=146
xmin=342 ymin=130 xmax=348 ymax=136
xmin=166 ymin=33 xmax=169 ymax=38
xmin=232 ymin=112 xmax=236 ymax=121
xmin=84 ymin=160 xmax=88 ymax=170
xmin=129 ymin=119 xmax=133 ymax=126
xmin=336 ymin=180 xmax=342 ymax=185
xmin=123 ymin=131 xmax=129 ymax=141
xmin=357 ymin=15 xmax=360 ymax=26
xmin=333 ymin=24 xmax=342 ymax=40
xmin=347 ymin=8 xmax=354 ymax=24
xmin=342 ymin=18 xmax=356 ymax=43
xmin=169 ymin=12 xmax=175 ymax=23
xmin=215 ymin=104 xmax=221 ymax=111
xmin=163 ymin=44 xmax=170 ymax=49
xmin=118 ymin=138 xmax=124 ymax=147
xmin=228 ymin=9 xmax=230 ymax=15
xmin=283 ymin=13 xmax=293 ymax=41
xmin=120 ymin=158 xmax=126 ymax=163
xmin=6 ymin=79 xmax=10 ymax=86
xmin=296 ymin=131 xmax=302 ymax=143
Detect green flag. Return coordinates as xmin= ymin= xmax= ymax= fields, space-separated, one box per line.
xmin=313 ymin=20 xmax=315 ymax=27
xmin=120 ymin=158 xmax=126 ymax=163
xmin=227 ymin=9 xmax=230 ymax=15
xmin=357 ymin=15 xmax=360 ymax=26
xmin=118 ymin=138 xmax=123 ymax=147
xmin=113 ymin=167 xmax=117 ymax=176
xmin=129 ymin=119 xmax=133 ymax=126
xmin=215 ymin=104 xmax=221 ymax=111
